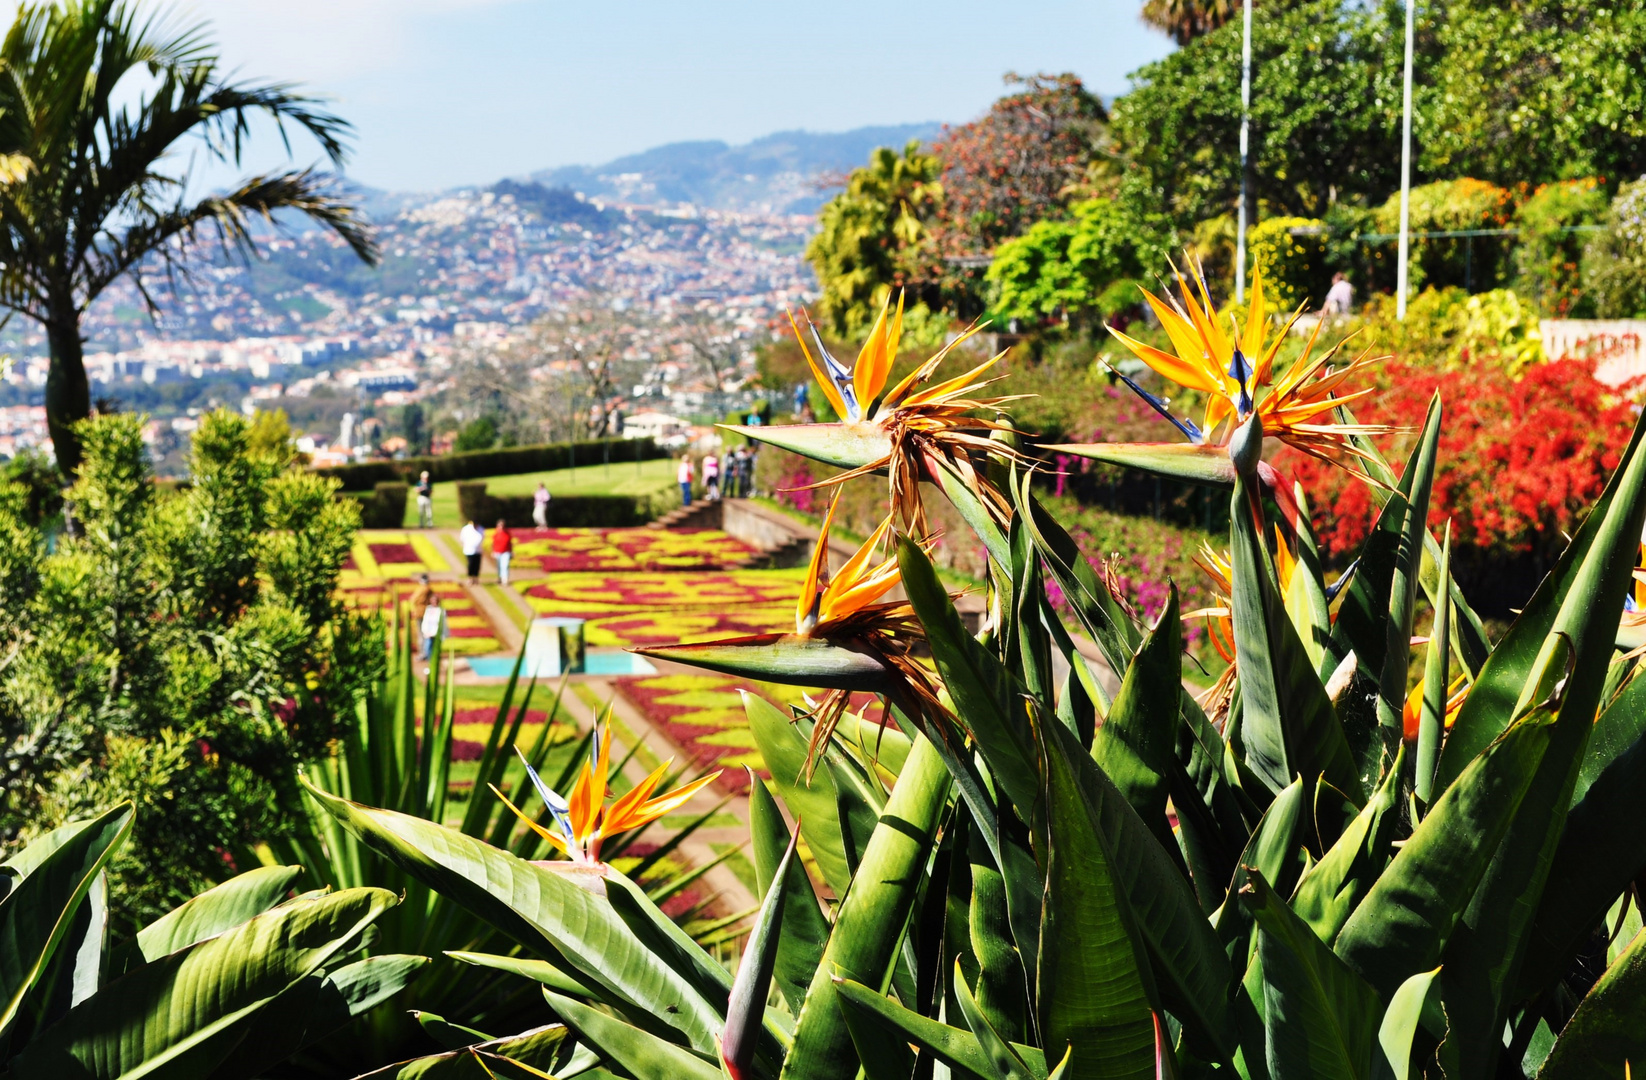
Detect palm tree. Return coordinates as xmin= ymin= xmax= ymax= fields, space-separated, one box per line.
xmin=1141 ymin=0 xmax=1237 ymax=45
xmin=0 ymin=0 xmax=379 ymax=475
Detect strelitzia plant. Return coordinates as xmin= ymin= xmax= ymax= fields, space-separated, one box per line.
xmin=307 ymin=258 xmax=1646 ymax=1080
xmin=493 ymin=726 xmax=721 ymax=869
xmin=725 ymin=292 xmax=1028 ymax=545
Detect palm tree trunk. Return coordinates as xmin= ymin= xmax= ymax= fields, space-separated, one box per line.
xmin=45 ymin=312 xmax=89 ymax=477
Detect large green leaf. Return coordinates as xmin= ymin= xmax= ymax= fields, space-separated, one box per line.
xmin=1045 ymin=717 xmax=1236 ymax=1063
xmin=1438 ymin=407 xmax=1646 ymax=1078
xmin=111 ymin=864 xmax=305 ymax=977
xmin=956 ymin=963 xmax=1041 ymax=1080
xmin=1536 ymin=925 xmax=1646 ymax=1080
xmin=1021 ymin=492 xmax=1139 ymax=689
xmin=1090 ymin=586 xmax=1185 ymax=863
xmin=1243 ymin=872 xmax=1381 ymax=1080
xmin=302 ymin=782 xmax=728 ymax=1055
xmin=719 ymin=422 xmax=892 ymax=473
xmin=780 ymin=735 xmax=950 ymax=1080
xmin=443 ymin=951 xmax=593 ymax=997
xmin=206 ymin=954 xmax=429 ymax=1080
xmin=1375 ymin=394 xmax=1442 ymax=749
xmin=1434 ymin=407 xmax=1646 ymax=792
xmin=10 ymin=887 xmax=397 ymax=1080
xmin=834 ymin=978 xmax=1050 ymax=1080
xmin=1333 ymin=653 xmax=1568 ymax=1000
xmin=0 ymin=803 xmax=133 ymax=1041
xmin=748 ymin=772 xmax=829 ymax=1017
xmin=354 ymin=1025 xmax=572 ymax=1080
xmin=1039 ymin=705 xmax=1157 ymax=1080
xmin=897 ymin=539 xmax=1037 ymax=819
xmin=722 ymin=821 xmax=799 ymax=1079
xmin=1515 ymin=679 xmax=1646 ymax=1000
xmin=1376 ymin=968 xmax=1442 ymax=1080
xmin=743 ymin=690 xmax=866 ymax=901
xmin=545 ymin=989 xmax=721 ymax=1080
xmin=636 ymin=635 xmax=903 ymax=693
xmin=1414 ymin=526 xmax=1452 ymax=808
xmin=1290 ymin=745 xmax=1403 ymax=947
xmin=1229 ymin=476 xmax=1362 ymax=803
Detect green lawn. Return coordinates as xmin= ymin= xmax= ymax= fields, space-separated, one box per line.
xmin=400 ymin=457 xmax=678 ymax=528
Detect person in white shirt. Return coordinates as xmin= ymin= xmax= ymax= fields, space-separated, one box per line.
xmin=420 ymin=597 xmax=443 ymax=661
xmin=459 ymin=519 xmax=485 ymax=583
xmin=677 ymin=454 xmax=694 ymax=506
xmin=1323 ymin=272 xmax=1355 ymax=317
xmin=532 ymin=481 xmax=551 ymax=529
xmin=703 ymin=453 xmax=720 ymax=500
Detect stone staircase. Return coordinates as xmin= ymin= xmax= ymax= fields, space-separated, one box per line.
xmin=647 ymin=499 xmax=723 ymax=530
xmin=645 ymin=498 xmax=811 ymax=569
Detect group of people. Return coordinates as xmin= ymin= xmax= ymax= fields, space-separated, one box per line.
xmin=459 ymin=518 xmax=514 ymax=585
xmin=415 ymin=472 xmax=554 ymax=531
xmin=676 ymin=445 xmax=756 ymax=506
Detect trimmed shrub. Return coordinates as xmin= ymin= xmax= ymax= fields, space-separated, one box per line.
xmin=1582 ymin=176 xmax=1646 ymax=318
xmin=1513 ymin=177 xmax=1608 ymax=315
xmin=1245 ymin=216 xmax=1328 ymax=309
xmin=345 ymin=481 xmax=409 ymax=529
xmin=454 ymin=481 xmax=679 ymax=528
xmin=316 ymin=437 xmax=665 ymax=489
xmin=1371 ymin=178 xmax=1516 ymax=292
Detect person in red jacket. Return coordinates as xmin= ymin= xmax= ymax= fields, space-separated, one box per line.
xmin=493 ymin=519 xmax=514 ymax=586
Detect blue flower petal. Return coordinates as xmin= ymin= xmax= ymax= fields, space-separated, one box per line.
xmin=1107 ymin=362 xmax=1204 ymax=443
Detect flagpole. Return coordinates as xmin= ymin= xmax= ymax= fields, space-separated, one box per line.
xmin=1235 ymin=0 xmax=1253 ymax=303
xmin=1396 ymin=0 xmax=1416 ymax=320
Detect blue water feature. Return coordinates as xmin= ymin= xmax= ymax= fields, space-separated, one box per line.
xmin=465 ymin=653 xmax=657 ymax=679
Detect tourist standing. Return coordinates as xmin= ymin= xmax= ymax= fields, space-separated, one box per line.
xmin=1324 ymin=272 xmax=1355 ymax=317
xmin=408 ymin=573 xmax=434 ymax=625
xmin=460 ymin=519 xmax=485 ymax=583
xmin=677 ymin=454 xmax=694 ymax=506
xmin=420 ymin=594 xmax=443 ymax=662
xmin=532 ymin=481 xmax=551 ymax=529
xmin=741 ymin=445 xmax=758 ymax=498
xmin=703 ymin=452 xmax=720 ymax=500
xmin=493 ymin=519 xmax=513 ymax=586
xmin=416 ymin=471 xmax=434 ymax=527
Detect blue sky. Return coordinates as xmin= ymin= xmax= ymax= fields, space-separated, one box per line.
xmin=185 ymin=0 xmax=1175 ymax=192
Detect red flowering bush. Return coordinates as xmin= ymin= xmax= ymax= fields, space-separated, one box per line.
xmin=1278 ymin=358 xmax=1639 ymax=561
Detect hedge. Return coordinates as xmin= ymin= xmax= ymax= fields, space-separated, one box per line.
xmin=455 ymin=480 xmax=681 ymax=529
xmin=315 ymin=437 xmax=665 ymax=488
xmin=343 ymin=482 xmax=409 ymax=529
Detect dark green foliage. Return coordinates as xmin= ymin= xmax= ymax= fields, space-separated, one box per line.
xmin=0 ymin=410 xmax=372 ymax=930
xmin=454 ymin=482 xmax=678 ymax=528
xmin=322 ymin=436 xmax=664 ymax=489
xmin=455 ymin=416 xmax=501 ymax=453
xmin=348 ymin=482 xmax=410 ymax=529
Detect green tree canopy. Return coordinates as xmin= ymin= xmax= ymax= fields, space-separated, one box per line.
xmin=1111 ymin=0 xmax=1646 ymax=235
xmin=805 ymin=139 xmax=942 ymax=339
xmin=984 ymin=198 xmax=1168 ymax=332
xmin=0 ymin=410 xmax=373 ymax=926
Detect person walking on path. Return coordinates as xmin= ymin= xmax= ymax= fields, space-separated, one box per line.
xmin=677 ymin=454 xmax=694 ymax=506
xmin=460 ymin=519 xmax=486 ymax=583
xmin=416 ymin=471 xmax=434 ymax=527
xmin=419 ymin=592 xmax=443 ymax=663
xmin=703 ymin=452 xmax=720 ymax=500
xmin=408 ymin=573 xmax=434 ymax=625
xmin=492 ymin=519 xmax=514 ymax=586
xmin=532 ymin=481 xmax=551 ymax=529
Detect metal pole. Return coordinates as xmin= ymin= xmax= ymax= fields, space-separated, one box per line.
xmin=1236 ymin=0 xmax=1253 ymax=302
xmin=1396 ymin=0 xmax=1416 ymax=320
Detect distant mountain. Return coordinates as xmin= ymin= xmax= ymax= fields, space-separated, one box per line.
xmin=526 ymin=123 xmax=943 ymax=215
